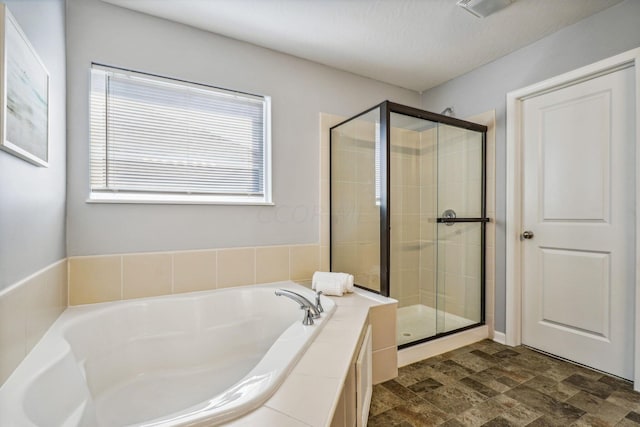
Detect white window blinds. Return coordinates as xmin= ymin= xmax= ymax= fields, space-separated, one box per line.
xmin=90 ymin=64 xmax=271 ymax=204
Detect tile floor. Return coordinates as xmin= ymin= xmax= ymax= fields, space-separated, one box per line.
xmin=368 ymin=340 xmax=640 ymax=426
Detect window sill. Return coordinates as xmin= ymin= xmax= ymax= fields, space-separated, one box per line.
xmin=87 ymin=193 xmax=274 ymax=206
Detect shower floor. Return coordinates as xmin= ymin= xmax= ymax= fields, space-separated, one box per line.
xmin=397 ymin=304 xmax=477 ymax=346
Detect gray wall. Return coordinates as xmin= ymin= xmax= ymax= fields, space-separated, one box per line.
xmin=66 ymin=0 xmax=419 ymax=256
xmin=420 ymin=0 xmax=640 ymax=333
xmin=0 ymin=0 xmax=66 ymax=291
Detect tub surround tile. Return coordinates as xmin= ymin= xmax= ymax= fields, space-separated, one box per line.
xmin=123 ymin=253 xmax=172 ymax=299
xmin=370 ymin=303 xmax=397 ymax=351
xmin=217 ymin=248 xmax=256 ymax=288
xmin=373 ymin=346 xmax=399 ymax=384
xmin=290 ymin=245 xmax=319 ymax=281
xmin=256 ymin=246 xmax=289 ymax=283
xmin=69 ymin=255 xmax=122 ymax=305
xmin=226 ymin=407 xmax=311 ymax=427
xmin=0 ymin=259 xmax=68 ymax=386
xmin=172 ymin=250 xmax=216 ymax=293
xmin=0 ymin=282 xmax=28 ymax=385
xmin=292 ymin=340 xmax=354 ymax=380
xmin=68 ymin=244 xmax=323 ymax=304
xmin=265 ymin=373 xmax=343 ymax=427
xmin=315 ymin=312 xmax=368 ymax=350
xmin=227 ymin=285 xmax=396 ymax=426
xmin=26 ymin=261 xmax=67 ymax=351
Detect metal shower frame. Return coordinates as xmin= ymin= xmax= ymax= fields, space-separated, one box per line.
xmin=330 ymin=100 xmax=489 ymax=347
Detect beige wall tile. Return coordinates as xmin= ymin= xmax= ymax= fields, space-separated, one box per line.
xmin=370 ymin=303 xmax=397 ymax=351
xmin=400 ymin=269 xmax=419 ymax=297
xmin=320 ymin=213 xmax=330 ymax=246
xmin=332 ymin=147 xmax=356 ymax=182
xmin=372 ymin=347 xmax=398 ymax=384
xmin=320 ymin=246 xmax=330 ymax=271
xmin=26 ymin=261 xmax=67 ymax=351
xmin=332 ymin=181 xmax=356 ymax=213
xmin=290 ymin=245 xmax=320 ymax=281
xmin=217 ymin=248 xmax=256 ymax=288
xmin=398 ymin=295 xmax=420 ymax=308
xmin=332 ymin=243 xmax=358 ymax=277
xmin=320 ymin=178 xmax=330 ymax=215
xmin=256 ymin=246 xmax=289 ymax=284
xmin=123 ymin=253 xmax=172 ymax=299
xmin=0 ymin=283 xmax=27 ymax=386
xmin=487 ymin=178 xmax=496 ymax=217
xmin=332 ymin=214 xmax=358 ymax=244
xmin=173 ymin=250 xmax=217 ymax=294
xmin=69 ymin=255 xmax=122 ymax=305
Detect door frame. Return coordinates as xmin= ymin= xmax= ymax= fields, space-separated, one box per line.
xmin=505 ymin=47 xmax=640 ymax=386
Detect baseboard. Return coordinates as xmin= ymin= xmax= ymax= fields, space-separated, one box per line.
xmin=493 ymin=331 xmax=506 ymax=345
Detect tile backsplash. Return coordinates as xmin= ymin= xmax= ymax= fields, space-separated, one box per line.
xmin=68 ymin=244 xmax=323 ymax=305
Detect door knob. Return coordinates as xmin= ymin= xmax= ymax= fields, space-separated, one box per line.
xmin=522 ymin=230 xmax=534 ymax=240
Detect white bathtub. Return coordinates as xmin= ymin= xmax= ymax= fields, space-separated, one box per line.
xmin=0 ymin=281 xmax=335 ymax=426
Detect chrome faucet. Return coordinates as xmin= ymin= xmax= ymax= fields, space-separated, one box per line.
xmin=275 ymin=289 xmax=321 ymax=325
xmin=315 ymin=290 xmax=324 ymax=313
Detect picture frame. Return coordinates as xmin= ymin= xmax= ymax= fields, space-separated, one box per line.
xmin=0 ymin=5 xmax=49 ymax=167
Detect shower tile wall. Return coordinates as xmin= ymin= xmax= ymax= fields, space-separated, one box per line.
xmin=418 ymin=127 xmax=438 ymax=312
xmin=390 ymin=127 xmax=422 ymax=308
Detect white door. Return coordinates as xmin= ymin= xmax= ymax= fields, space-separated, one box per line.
xmin=521 ymin=65 xmax=635 ymax=379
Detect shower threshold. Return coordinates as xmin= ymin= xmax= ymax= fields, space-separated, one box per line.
xmin=397 ymin=304 xmax=479 ymax=347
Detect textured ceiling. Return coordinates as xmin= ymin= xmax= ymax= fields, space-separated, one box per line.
xmin=101 ymin=0 xmax=624 ymax=92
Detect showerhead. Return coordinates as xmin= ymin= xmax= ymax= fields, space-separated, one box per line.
xmin=441 ymin=107 xmax=455 ymax=117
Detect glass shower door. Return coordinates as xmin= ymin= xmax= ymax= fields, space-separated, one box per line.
xmin=389 ymin=112 xmax=438 ymax=345
xmin=435 ymin=123 xmax=485 ymax=334
xmin=330 ymin=108 xmax=381 ymax=292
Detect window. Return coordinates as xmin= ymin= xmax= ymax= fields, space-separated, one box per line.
xmin=89 ymin=64 xmax=271 ymax=204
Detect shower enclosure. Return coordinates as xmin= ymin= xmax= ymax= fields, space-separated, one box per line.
xmin=330 ymin=101 xmax=488 ymax=348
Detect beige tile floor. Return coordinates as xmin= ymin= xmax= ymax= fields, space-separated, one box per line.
xmin=368 ymin=340 xmax=640 ymax=426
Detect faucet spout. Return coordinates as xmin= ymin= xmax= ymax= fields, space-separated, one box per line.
xmin=275 ymin=289 xmax=321 ymax=325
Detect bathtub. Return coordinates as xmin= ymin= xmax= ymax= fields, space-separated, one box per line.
xmin=0 ymin=281 xmax=335 ymax=426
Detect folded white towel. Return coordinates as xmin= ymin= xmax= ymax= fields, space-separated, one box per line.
xmin=313 ymin=278 xmax=345 ymax=296
xmin=345 ymin=273 xmax=354 ymax=292
xmin=312 ymin=272 xmax=354 ymax=296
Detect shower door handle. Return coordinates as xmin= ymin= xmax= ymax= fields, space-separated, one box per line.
xmin=522 ymin=230 xmax=534 ymax=240
xmin=441 ymin=209 xmax=456 ymax=226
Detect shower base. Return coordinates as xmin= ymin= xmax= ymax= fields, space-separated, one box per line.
xmin=397 ymin=304 xmax=477 ymax=346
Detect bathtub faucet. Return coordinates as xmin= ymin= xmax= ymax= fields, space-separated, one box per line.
xmin=275 ymin=289 xmax=321 ymax=325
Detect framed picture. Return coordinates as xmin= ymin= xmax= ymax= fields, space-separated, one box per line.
xmin=0 ymin=5 xmax=49 ymax=167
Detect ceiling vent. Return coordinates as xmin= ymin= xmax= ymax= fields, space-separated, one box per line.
xmin=456 ymin=0 xmax=515 ymax=18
